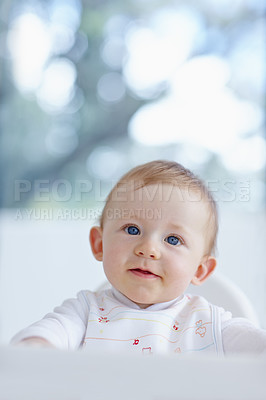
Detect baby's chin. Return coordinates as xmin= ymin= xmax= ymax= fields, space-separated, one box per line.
xmin=112 ymin=281 xmax=182 ymax=307
xmin=122 ymin=290 xmax=155 ymax=308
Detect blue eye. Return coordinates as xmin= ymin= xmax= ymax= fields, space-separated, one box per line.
xmin=165 ymin=236 xmax=181 ymax=246
xmin=125 ymin=225 xmax=140 ymax=235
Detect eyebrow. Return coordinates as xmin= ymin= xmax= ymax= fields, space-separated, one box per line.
xmin=167 ymin=222 xmax=191 ymax=237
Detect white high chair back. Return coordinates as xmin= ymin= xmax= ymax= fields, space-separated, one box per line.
xmin=98 ymin=273 xmax=260 ymax=326
xmin=186 ymin=273 xmax=260 ymax=326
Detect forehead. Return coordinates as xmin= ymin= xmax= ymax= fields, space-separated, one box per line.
xmin=105 ymin=183 xmax=210 ymax=228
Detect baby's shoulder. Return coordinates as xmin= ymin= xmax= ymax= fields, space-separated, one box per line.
xmin=76 ymin=288 xmax=112 ymax=306
xmin=183 ymin=293 xmax=229 ymax=317
xmin=184 ymin=293 xmax=211 ymax=307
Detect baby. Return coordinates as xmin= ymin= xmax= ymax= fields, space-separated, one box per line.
xmin=11 ymin=160 xmax=266 ymax=355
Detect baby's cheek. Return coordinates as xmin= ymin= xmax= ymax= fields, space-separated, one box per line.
xmin=103 ymin=243 xmax=122 ymax=266
xmin=169 ymin=267 xmax=193 ymax=286
xmin=106 ymin=243 xmax=120 ymax=257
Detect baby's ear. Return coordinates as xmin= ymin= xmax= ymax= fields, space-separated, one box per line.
xmin=191 ymin=256 xmax=217 ymax=286
xmin=89 ymin=226 xmax=103 ymax=261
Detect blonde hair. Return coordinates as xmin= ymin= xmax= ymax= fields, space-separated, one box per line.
xmin=100 ymin=160 xmax=218 ymax=256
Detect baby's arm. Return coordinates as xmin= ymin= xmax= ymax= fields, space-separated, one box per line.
xmin=15 ymin=337 xmax=54 ymax=348
xmin=11 ymin=291 xmax=89 ymax=350
xmin=222 ymin=317 xmax=266 ymax=355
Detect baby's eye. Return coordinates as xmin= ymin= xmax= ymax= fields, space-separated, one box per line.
xmin=165 ymin=235 xmax=182 ymax=246
xmin=125 ymin=225 xmax=140 ymax=235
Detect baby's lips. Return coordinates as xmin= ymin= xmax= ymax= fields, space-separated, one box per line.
xmin=130 ymin=267 xmax=159 ymax=277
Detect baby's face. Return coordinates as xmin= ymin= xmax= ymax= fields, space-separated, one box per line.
xmin=97 ymin=183 xmax=213 ymax=308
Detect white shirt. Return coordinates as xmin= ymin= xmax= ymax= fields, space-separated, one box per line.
xmin=11 ymin=288 xmax=266 ymax=355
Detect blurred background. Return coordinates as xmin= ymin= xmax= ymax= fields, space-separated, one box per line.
xmin=0 ymin=0 xmax=265 ymax=343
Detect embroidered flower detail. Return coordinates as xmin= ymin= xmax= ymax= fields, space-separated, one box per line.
xmin=174 ymin=347 xmax=181 ymax=353
xmin=172 ymin=321 xmax=179 ymax=331
xmin=98 ymin=316 xmax=109 ymax=323
xmin=99 ymin=307 xmax=104 ymax=311
xmin=195 ymin=320 xmax=206 ymax=337
xmin=133 ymin=339 xmax=139 ymax=345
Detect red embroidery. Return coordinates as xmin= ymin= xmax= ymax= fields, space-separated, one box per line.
xmin=172 ymin=321 xmax=179 ymax=331
xmin=133 ymin=339 xmax=139 ymax=345
xmin=142 ymin=347 xmax=152 ymax=355
xmin=99 ymin=308 xmax=104 ymax=311
xmin=98 ymin=316 xmax=109 ymax=323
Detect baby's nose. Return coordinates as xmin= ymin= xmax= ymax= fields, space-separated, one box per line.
xmin=137 ymin=250 xmax=156 ymax=259
xmin=134 ymin=242 xmax=160 ymax=259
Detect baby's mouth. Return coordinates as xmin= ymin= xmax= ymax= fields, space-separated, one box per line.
xmin=129 ymin=268 xmax=159 ymax=279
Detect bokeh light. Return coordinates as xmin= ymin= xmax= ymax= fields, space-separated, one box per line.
xmin=2 ymin=0 xmax=265 ymax=210
xmin=97 ymin=72 xmax=126 ymax=104
xmin=37 ymin=58 xmax=77 ymax=112
xmin=7 ymin=13 xmax=51 ymax=91
xmin=87 ymin=146 xmax=125 ymax=180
